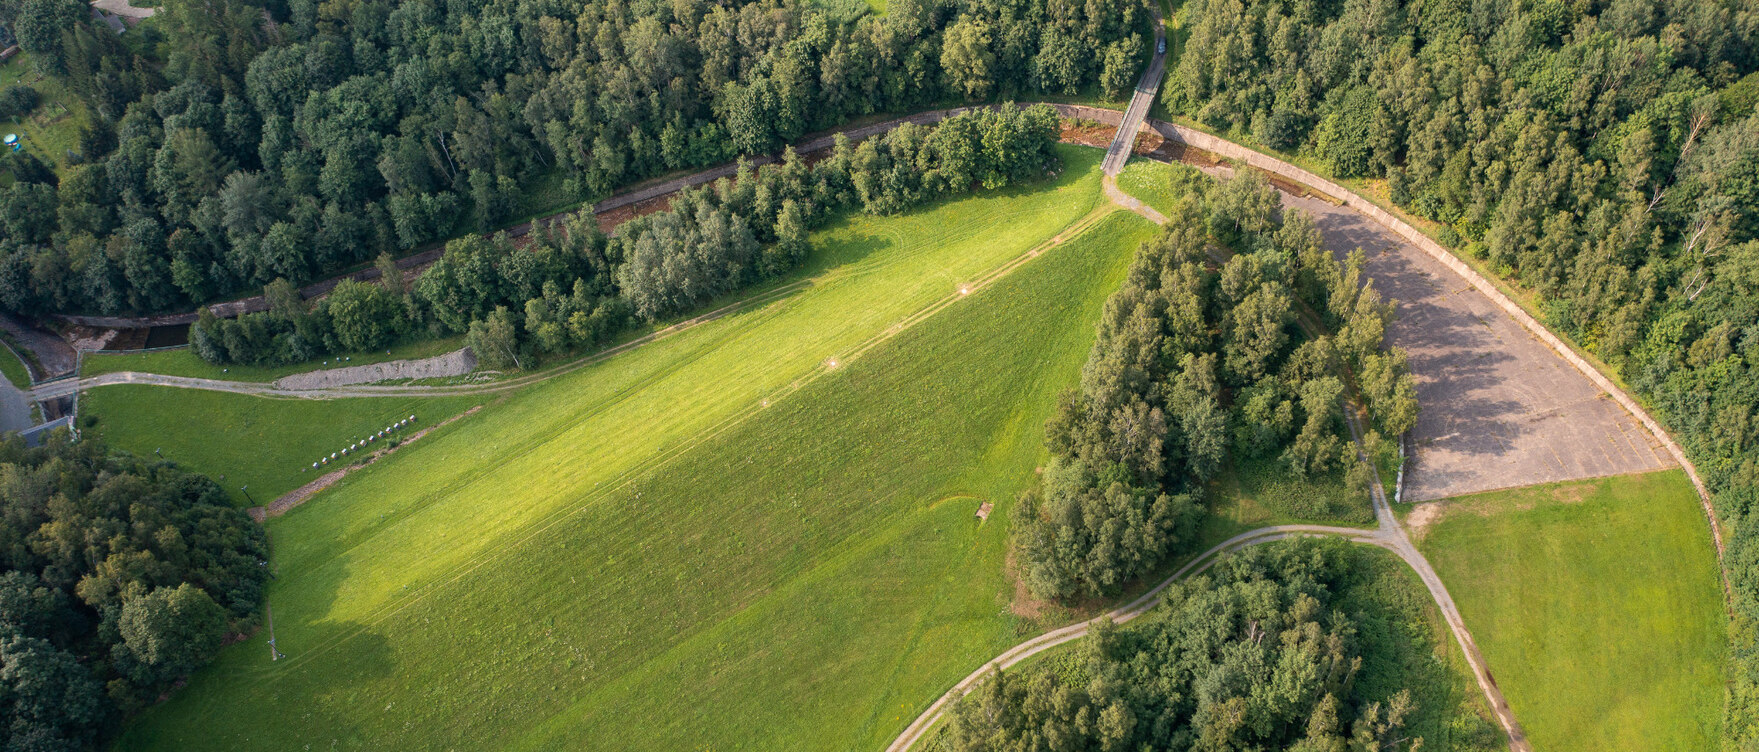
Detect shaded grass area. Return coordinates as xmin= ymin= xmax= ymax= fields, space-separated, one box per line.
xmin=115 ymin=148 xmax=1144 ymax=750
xmin=79 ymin=335 xmax=467 ymax=382
xmin=1415 ymin=470 xmax=1725 ymax=752
xmin=0 ymin=51 xmax=92 ymax=178
xmin=0 ymin=343 xmax=29 ymax=389
xmin=1225 ymin=452 xmax=1374 ymax=525
xmin=1338 ymin=546 xmax=1503 ymax=752
xmin=80 ymin=386 xmax=481 ymax=506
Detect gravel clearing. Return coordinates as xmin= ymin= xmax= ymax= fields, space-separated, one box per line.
xmin=273 ymin=349 xmax=477 ymax=391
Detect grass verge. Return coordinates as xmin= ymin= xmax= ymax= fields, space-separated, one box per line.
xmin=0 ymin=342 xmax=30 ymax=389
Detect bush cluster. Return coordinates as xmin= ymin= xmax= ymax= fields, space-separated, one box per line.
xmin=193 ymin=106 xmax=1065 ymax=370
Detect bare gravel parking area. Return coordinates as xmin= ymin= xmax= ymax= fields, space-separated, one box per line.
xmin=1280 ymin=193 xmax=1674 ymax=501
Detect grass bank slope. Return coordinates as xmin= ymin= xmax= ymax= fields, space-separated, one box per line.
xmin=117 ymin=148 xmax=1157 ymax=751
xmin=1414 ymin=470 xmax=1725 ymax=752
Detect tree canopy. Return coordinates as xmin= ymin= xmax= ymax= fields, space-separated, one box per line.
xmin=0 ymin=434 xmax=267 ymax=749
xmin=1160 ymin=1 xmax=1759 ymax=739
xmin=942 ymin=538 xmax=1424 ymax=752
xmin=194 ymin=105 xmax=1066 ymax=369
xmin=0 ymin=0 xmax=1146 ymax=318
xmin=1014 ymin=168 xmax=1417 ymax=600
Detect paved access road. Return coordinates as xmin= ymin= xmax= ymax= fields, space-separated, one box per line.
xmin=1100 ymin=6 xmax=1166 ymax=177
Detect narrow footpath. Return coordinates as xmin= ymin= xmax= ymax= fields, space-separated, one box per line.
xmin=882 ymin=404 xmax=1532 ymax=752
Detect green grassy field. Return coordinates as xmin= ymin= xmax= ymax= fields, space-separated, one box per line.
xmin=81 ymin=386 xmax=482 ymax=506
xmin=112 ymin=146 xmax=1165 ymax=750
xmin=1116 ymin=159 xmax=1185 ymax=218
xmin=1415 ymin=470 xmax=1725 ymax=752
xmin=1332 ymin=545 xmax=1504 ymax=751
xmin=80 ymin=335 xmax=467 ymax=382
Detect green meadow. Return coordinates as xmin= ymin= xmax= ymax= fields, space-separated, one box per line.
xmin=1416 ymin=470 xmax=1726 ymax=752
xmin=0 ymin=51 xmax=94 ymax=178
xmin=1116 ymin=159 xmax=1187 ymax=218
xmin=80 ymin=386 xmax=481 ymax=506
xmin=110 ymin=147 xmax=1171 ymax=750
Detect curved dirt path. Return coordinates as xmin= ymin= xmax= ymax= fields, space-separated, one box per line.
xmin=884 ymin=406 xmax=1532 ymax=752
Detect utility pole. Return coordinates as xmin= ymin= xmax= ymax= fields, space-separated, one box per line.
xmin=265 ymin=603 xmax=284 ymax=661
xmin=241 ymin=485 xmax=255 ymax=505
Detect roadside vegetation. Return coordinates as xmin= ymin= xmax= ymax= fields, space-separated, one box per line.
xmin=113 ymin=152 xmax=1152 ymax=751
xmin=1416 ymin=470 xmax=1726 ymax=752
xmin=935 ymin=539 xmax=1500 ymax=752
xmin=0 ymin=342 xmax=30 ymax=388
xmin=80 ymin=334 xmax=466 ymax=382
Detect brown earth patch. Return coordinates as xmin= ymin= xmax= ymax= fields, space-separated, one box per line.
xmin=1405 ymin=501 xmax=1446 ymax=540
xmin=1146 ymin=139 xmax=1231 ymax=170
xmin=594 ymin=193 xmax=676 ymax=234
xmin=1060 ymin=119 xmax=1117 ymax=148
xmin=1131 ymin=129 xmax=1166 ymax=155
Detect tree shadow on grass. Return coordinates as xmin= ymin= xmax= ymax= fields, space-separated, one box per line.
xmin=118 ymin=619 xmax=395 ymax=750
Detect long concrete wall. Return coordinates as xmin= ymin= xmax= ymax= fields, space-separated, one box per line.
xmin=1145 ymin=118 xmax=1725 ymax=564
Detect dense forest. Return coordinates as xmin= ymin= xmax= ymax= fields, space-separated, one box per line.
xmin=190 ymin=105 xmax=1065 ymax=367
xmin=0 ymin=0 xmax=1146 ymax=317
xmin=0 ymin=436 xmax=267 ymax=750
xmin=940 ymin=539 xmax=1436 ymax=751
xmin=1013 ymin=168 xmax=1417 ymax=599
xmin=1161 ymin=0 xmax=1759 ymax=741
